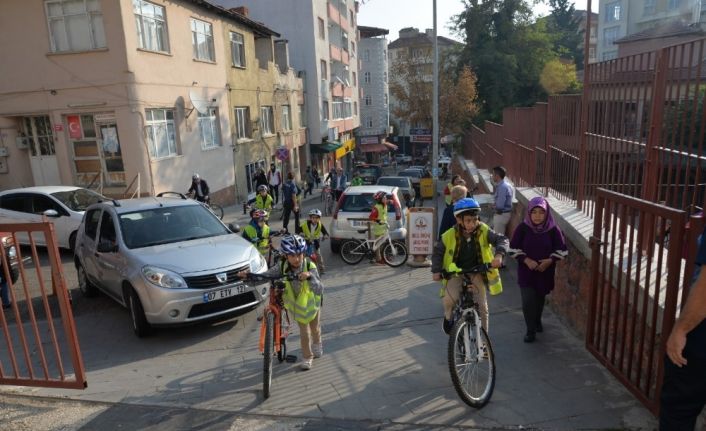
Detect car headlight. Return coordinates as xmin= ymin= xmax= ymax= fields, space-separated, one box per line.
xmin=7 ymin=246 xmax=16 ymax=260
xmin=141 ymin=266 xmax=187 ymax=289
xmin=249 ymin=247 xmax=267 ymax=273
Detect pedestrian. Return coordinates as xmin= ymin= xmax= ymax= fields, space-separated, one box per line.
xmin=443 ymin=175 xmax=463 ymax=207
xmin=313 ymin=168 xmax=320 ymax=188
xmin=238 ymin=234 xmax=324 ymax=370
xmin=438 ymin=185 xmax=467 ymax=239
xmin=509 ymin=197 xmax=568 ymax=343
xmin=268 ymin=163 xmax=282 ymax=206
xmin=659 ymin=224 xmax=706 ymax=430
xmin=492 ymin=166 xmax=513 ymax=237
xmin=326 ymin=167 xmax=348 ymax=202
xmin=304 ymin=166 xmax=315 ymax=198
xmin=254 ymin=168 xmax=268 ymax=190
xmin=187 ymin=173 xmax=210 ymax=203
xmin=281 ymin=172 xmax=301 ymax=233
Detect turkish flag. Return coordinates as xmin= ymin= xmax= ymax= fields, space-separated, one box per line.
xmin=67 ymin=115 xmax=82 ymax=139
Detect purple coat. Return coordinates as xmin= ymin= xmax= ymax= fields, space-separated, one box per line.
xmin=509 ymin=223 xmax=568 ymax=295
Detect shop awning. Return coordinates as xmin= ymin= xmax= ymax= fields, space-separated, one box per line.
xmin=310 ymin=141 xmax=342 ymax=153
xmin=359 ymin=143 xmax=389 ymax=153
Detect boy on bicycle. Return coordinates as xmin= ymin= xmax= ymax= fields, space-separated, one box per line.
xmin=242 ymin=209 xmax=273 ymax=256
xmin=431 ymin=198 xmax=508 ymax=335
xmin=239 ymin=234 xmax=324 ymax=371
xmin=254 ymin=185 xmax=274 ymax=213
xmin=296 ymin=209 xmax=329 ymax=274
xmin=368 ymin=191 xmax=389 ymax=264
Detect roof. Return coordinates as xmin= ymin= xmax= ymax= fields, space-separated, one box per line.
xmin=105 ymin=197 xmax=201 ymax=214
xmin=615 ymin=21 xmax=704 ymax=44
xmin=388 ymin=33 xmax=461 ymax=50
xmin=343 ymin=185 xmax=397 ymax=194
xmin=183 ymin=0 xmax=280 ymax=38
xmin=0 ymin=186 xmax=83 ymax=194
xmin=358 ymin=25 xmax=389 ymax=38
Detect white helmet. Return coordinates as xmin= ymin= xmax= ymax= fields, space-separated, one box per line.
xmin=308 ymin=209 xmax=322 ymax=217
xmin=192 ymin=173 xmax=200 ymax=180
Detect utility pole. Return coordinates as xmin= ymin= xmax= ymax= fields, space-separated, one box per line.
xmin=432 ymin=0 xmax=439 ymax=178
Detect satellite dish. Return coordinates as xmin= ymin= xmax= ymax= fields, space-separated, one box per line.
xmin=189 ymin=88 xmax=211 ymax=115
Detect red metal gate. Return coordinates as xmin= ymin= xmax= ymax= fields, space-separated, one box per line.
xmin=587 ymin=188 xmax=686 ymax=414
xmin=0 ymin=221 xmax=86 ymax=389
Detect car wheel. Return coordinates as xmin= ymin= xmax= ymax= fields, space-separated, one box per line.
xmin=69 ymin=231 xmax=77 ymax=252
xmin=127 ymin=287 xmax=151 ymax=337
xmin=76 ymin=263 xmax=97 ymax=297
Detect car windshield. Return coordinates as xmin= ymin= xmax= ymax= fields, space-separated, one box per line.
xmin=119 ymin=205 xmax=229 ymax=249
xmin=52 ymin=189 xmax=105 ymax=212
xmin=358 ymin=167 xmax=380 ymax=177
xmin=398 ymin=170 xmax=422 ymax=178
xmin=377 ymin=177 xmax=409 ymax=188
xmin=340 ymin=193 xmax=396 ymax=213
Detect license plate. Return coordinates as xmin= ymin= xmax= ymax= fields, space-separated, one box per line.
xmin=350 ymin=220 xmax=367 ymax=227
xmin=203 ymin=284 xmax=246 ymax=303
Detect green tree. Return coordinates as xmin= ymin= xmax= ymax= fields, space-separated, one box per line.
xmin=547 ymin=0 xmax=584 ymax=69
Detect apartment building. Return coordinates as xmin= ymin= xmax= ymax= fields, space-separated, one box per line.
xmin=575 ymin=10 xmax=600 ymax=64
xmin=213 ymin=0 xmax=361 ymax=174
xmin=0 ymin=0 xmax=303 ymax=206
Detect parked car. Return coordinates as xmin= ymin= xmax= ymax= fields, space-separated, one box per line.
xmin=355 ymin=164 xmax=383 ymax=185
xmin=377 ymin=176 xmax=417 ymax=207
xmin=0 ymin=186 xmax=105 ymax=251
xmin=395 ymin=154 xmax=413 ymax=164
xmin=329 ymin=185 xmax=408 ymax=254
xmin=398 ymin=168 xmax=425 ymax=201
xmin=74 ymin=196 xmax=269 ymax=337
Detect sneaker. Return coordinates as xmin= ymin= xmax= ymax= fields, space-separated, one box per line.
xmin=442 ymin=318 xmax=453 ymax=335
xmin=300 ymin=359 xmax=313 ymax=370
xmin=312 ymin=343 xmax=323 ymax=358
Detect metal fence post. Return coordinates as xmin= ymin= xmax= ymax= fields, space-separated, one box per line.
xmin=643 ymin=48 xmax=669 ymax=204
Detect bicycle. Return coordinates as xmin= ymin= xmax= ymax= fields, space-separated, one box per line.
xmin=159 ymin=191 xmax=225 ymax=220
xmin=339 ymin=220 xmax=408 ymax=267
xmin=244 ymin=272 xmax=296 ymax=399
xmin=441 ymin=263 xmax=496 ymax=408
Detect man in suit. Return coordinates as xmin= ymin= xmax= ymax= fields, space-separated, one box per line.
xmin=188 ymin=173 xmax=210 ymax=203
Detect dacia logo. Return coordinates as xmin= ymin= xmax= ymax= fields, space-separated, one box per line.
xmin=216 ymin=273 xmax=228 ymax=283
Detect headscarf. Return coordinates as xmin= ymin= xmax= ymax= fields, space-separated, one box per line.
xmin=524 ymin=196 xmax=557 ymax=234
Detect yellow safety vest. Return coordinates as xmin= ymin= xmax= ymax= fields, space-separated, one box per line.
xmin=281 ymin=259 xmax=321 ymax=324
xmin=445 ymin=183 xmax=454 ymax=205
xmin=372 ymin=203 xmax=388 ymax=237
xmin=254 ymin=194 xmax=273 ymax=211
xmin=300 ymin=221 xmax=323 ymax=241
xmin=440 ymin=224 xmax=503 ymax=296
xmin=243 ymin=223 xmax=271 ymax=255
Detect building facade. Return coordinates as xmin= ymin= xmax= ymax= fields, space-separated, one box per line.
xmin=213 ymin=0 xmax=361 ymax=175
xmin=0 ymin=0 xmax=304 ymax=206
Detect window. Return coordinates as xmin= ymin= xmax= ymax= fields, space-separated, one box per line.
xmin=133 ymin=0 xmax=169 ymax=53
xmin=589 ymin=47 xmax=596 ymax=60
xmin=198 ymin=107 xmax=220 ymax=149
xmin=245 ymin=160 xmax=267 ymax=196
xmin=365 ymin=95 xmax=372 ymax=106
xmin=281 ymin=105 xmax=291 ymax=131
xmin=383 ymin=71 xmax=388 ymax=83
xmin=191 ymin=18 xmax=215 ymax=62
xmin=344 ymin=99 xmax=352 ymax=117
xmin=322 ymin=101 xmax=329 ymax=121
xmin=318 ymin=17 xmax=325 ymax=39
xmin=235 ymin=107 xmax=250 ymax=140
xmin=605 ymin=2 xmax=621 ymax=22
xmin=352 ymin=72 xmax=357 ymax=86
xmin=0 ymin=194 xmax=31 ymax=213
xmin=603 ymin=27 xmax=620 ymax=48
xmin=22 ymin=116 xmax=55 ymax=157
xmin=644 ymin=0 xmax=656 ymax=14
xmin=99 ymin=211 xmax=116 ymax=245
xmin=364 ymin=71 xmax=371 ymax=83
xmin=354 ymin=101 xmax=358 ymax=116
xmin=45 ymin=0 xmax=106 ymax=52
xmin=351 ymin=41 xmax=356 ymax=56
xmin=260 ymin=106 xmax=274 ymax=135
xmin=84 ymin=209 xmax=101 ymax=240
xmin=230 ymin=31 xmax=246 ymax=67
xmin=363 ymin=50 xmax=370 ymax=61
xmin=383 ymin=94 xmax=388 ymax=106
xmin=668 ymin=0 xmax=681 ymax=9
xmin=145 ymin=108 xmax=177 ymax=158
xmin=298 ymin=104 xmax=306 ymax=127
xmin=332 ymin=98 xmax=343 ymax=119
xmin=349 ymin=8 xmax=354 ymax=26
xmin=365 ymin=117 xmax=373 ymax=128
xmin=320 ymin=60 xmax=327 ymax=80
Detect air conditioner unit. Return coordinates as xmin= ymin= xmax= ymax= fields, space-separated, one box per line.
xmin=15 ymin=136 xmax=30 ymax=149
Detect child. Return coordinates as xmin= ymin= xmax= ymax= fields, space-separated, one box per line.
xmin=239 ymin=234 xmax=323 ymax=370
xmin=297 ymin=209 xmax=329 ymax=273
xmin=242 ymin=209 xmax=272 ymax=256
xmin=509 ymin=196 xmax=568 ymax=343
xmin=351 ymin=171 xmax=364 ymax=186
xmin=431 ymin=198 xmax=508 ymax=335
xmin=254 ymin=185 xmax=274 ymax=213
xmin=368 ymin=191 xmax=388 ymax=264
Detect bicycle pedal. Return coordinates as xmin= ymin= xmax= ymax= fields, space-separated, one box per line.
xmin=285 ymin=354 xmax=297 ymax=363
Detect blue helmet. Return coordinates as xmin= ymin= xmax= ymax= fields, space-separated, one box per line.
xmin=453 ymin=198 xmax=481 ymax=217
xmin=280 ymin=234 xmax=307 ymax=255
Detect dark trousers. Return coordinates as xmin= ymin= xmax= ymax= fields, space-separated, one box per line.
xmin=334 ymin=189 xmax=343 ymax=202
xmin=660 ymin=356 xmax=706 ymax=430
xmin=269 ymin=184 xmax=280 ymax=205
xmin=282 ymin=203 xmax=300 ymax=233
xmin=520 ymin=287 xmax=546 ymax=335
xmin=304 ymin=182 xmax=314 ymax=197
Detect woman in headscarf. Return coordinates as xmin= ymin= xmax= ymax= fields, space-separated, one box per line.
xmin=509 ymin=197 xmax=568 ymax=343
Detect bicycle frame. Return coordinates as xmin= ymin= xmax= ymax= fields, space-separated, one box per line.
xmin=456 ymin=287 xmax=484 ymax=362
xmin=259 ymin=287 xmax=289 ymax=354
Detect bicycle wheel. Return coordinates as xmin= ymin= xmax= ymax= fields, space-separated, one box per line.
xmin=447 ymin=315 xmax=495 ymax=408
xmin=277 ymin=310 xmax=288 ymax=362
xmin=382 ymin=241 xmax=408 ymax=267
xmin=340 ymin=240 xmax=365 ymax=264
xmin=209 ymin=203 xmax=224 ymax=220
xmin=263 ymin=312 xmax=275 ymax=399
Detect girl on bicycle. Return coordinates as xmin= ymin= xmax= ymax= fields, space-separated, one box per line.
xmin=239 ymin=234 xmax=324 ymax=371
xmin=509 ymin=196 xmax=567 ymax=343
xmin=368 ymin=191 xmax=389 ymax=264
xmin=431 ymin=198 xmax=508 ymax=335
xmin=297 ymin=209 xmax=329 ymax=274
xmin=242 ymin=209 xmax=273 ymax=256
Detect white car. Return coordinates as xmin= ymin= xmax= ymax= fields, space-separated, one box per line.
xmin=0 ymin=186 xmax=105 ymax=250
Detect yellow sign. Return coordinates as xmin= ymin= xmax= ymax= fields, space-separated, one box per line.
xmin=420 ymin=178 xmax=435 ymax=199
xmin=335 ymin=138 xmax=355 ymax=159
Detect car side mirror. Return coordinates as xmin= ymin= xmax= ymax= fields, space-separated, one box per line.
xmin=43 ymin=209 xmax=60 ymax=218
xmin=97 ymin=241 xmax=117 ymax=253
xmin=228 ymin=223 xmax=240 ymax=233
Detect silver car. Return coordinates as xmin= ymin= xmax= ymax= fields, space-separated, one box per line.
xmin=74 ymin=197 xmax=268 ymax=337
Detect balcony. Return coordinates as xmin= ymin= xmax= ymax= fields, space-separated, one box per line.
xmin=341 ymin=49 xmax=349 ymax=65
xmin=330 ymin=44 xmax=342 ymax=62
xmin=328 ymin=2 xmax=340 ymax=24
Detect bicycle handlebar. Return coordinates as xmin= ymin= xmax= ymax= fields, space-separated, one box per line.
xmin=245 ymin=272 xmax=297 ymax=282
xmin=440 ymin=263 xmax=492 ymax=279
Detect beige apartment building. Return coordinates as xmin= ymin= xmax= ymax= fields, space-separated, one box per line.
xmin=0 ymin=0 xmax=304 ymax=205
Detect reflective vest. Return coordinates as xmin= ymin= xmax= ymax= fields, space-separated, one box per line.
xmin=243 ymin=223 xmax=270 ymax=255
xmin=444 ymin=183 xmax=454 ymax=205
xmin=372 ymin=203 xmax=388 ymax=237
xmin=440 ymin=224 xmax=503 ymax=296
xmin=281 ymin=259 xmax=321 ymax=324
xmin=351 ymin=177 xmax=364 ymax=186
xmin=254 ymin=193 xmax=273 ymax=211
xmin=300 ymin=221 xmax=323 ymax=241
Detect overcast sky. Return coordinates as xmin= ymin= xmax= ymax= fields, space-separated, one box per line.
xmin=357 ymin=0 xmax=591 ymax=42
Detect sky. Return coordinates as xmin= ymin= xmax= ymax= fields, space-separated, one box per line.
xmin=356 ymin=0 xmax=591 ymax=42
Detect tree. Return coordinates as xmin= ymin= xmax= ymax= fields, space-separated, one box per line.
xmin=539 ymin=59 xmax=581 ymax=94
xmin=440 ymin=65 xmax=479 ymax=135
xmin=547 ymin=0 xmax=584 ymax=69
